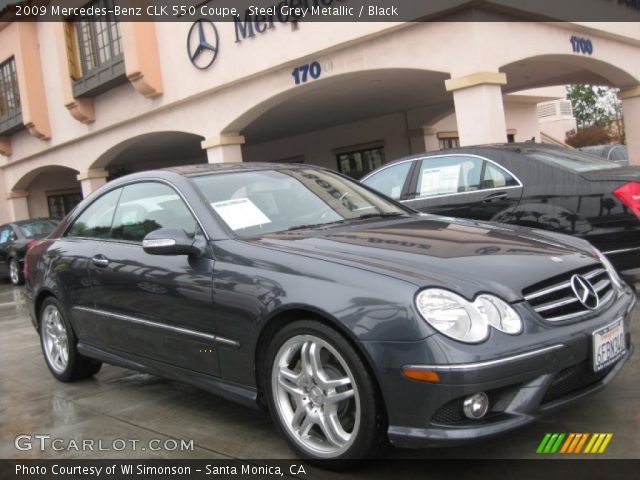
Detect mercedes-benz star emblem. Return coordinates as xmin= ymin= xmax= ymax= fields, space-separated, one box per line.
xmin=570 ymin=274 xmax=599 ymax=310
xmin=187 ymin=19 xmax=219 ymax=70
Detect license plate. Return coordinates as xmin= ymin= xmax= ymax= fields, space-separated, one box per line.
xmin=592 ymin=320 xmax=626 ymax=372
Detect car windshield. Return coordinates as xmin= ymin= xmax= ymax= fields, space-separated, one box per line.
xmin=192 ymin=168 xmax=409 ymax=237
xmin=524 ymin=148 xmax=620 ymax=172
xmin=18 ymin=220 xmax=57 ymax=238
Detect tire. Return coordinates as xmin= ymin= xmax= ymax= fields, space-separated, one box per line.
xmin=9 ymin=257 xmax=23 ymax=286
xmin=263 ymin=320 xmax=385 ymax=461
xmin=39 ymin=297 xmax=102 ymax=382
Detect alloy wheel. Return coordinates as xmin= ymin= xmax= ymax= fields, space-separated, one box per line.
xmin=41 ymin=305 xmax=69 ymax=374
xmin=271 ymin=334 xmax=360 ymax=458
xmin=9 ymin=260 xmax=19 ymax=285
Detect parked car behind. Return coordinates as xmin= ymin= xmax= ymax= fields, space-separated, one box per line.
xmin=0 ymin=218 xmax=58 ymax=285
xmin=361 ymin=144 xmax=640 ymax=276
xmin=579 ymin=144 xmax=629 ymax=166
xmin=25 ymin=163 xmax=635 ymax=461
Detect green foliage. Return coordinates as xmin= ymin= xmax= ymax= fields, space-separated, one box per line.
xmin=566 ymin=85 xmax=620 ymax=129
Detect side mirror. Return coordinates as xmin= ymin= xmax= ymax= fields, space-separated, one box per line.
xmin=142 ymin=228 xmax=201 ymax=256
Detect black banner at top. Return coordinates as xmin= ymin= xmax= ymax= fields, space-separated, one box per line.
xmin=1 ymin=0 xmax=640 ymax=22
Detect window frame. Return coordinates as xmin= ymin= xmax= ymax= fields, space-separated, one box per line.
xmin=0 ymin=57 xmax=24 ymax=136
xmin=402 ymin=154 xmax=524 ymax=203
xmin=63 ymin=179 xmax=209 ymax=245
xmin=69 ymin=0 xmax=126 ymax=98
xmin=334 ymin=143 xmax=385 ymax=179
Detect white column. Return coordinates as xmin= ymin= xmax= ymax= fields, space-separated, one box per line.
xmin=201 ymin=135 xmax=245 ymax=164
xmin=620 ymin=87 xmax=640 ymax=166
xmin=423 ymin=126 xmax=440 ymax=152
xmin=445 ymin=72 xmax=508 ymax=147
xmin=8 ymin=191 xmax=30 ymax=221
xmin=77 ymin=169 xmax=109 ymax=198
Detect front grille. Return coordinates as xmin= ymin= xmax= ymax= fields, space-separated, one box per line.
xmin=541 ymin=361 xmax=614 ymax=404
xmin=523 ymin=265 xmax=615 ymax=322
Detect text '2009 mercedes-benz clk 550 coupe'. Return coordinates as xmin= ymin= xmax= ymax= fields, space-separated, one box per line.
xmin=24 ymin=163 xmax=635 ymax=460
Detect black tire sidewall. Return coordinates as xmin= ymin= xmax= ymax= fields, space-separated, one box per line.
xmin=263 ymin=320 xmax=384 ymax=461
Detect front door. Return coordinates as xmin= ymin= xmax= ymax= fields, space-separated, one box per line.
xmin=85 ymin=182 xmax=219 ymax=376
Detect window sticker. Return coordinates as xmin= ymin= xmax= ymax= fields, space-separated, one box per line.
xmin=420 ymin=165 xmax=461 ymax=196
xmin=210 ymin=198 xmax=272 ymax=231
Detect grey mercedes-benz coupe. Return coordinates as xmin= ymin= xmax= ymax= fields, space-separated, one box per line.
xmin=25 ymin=163 xmax=635 ymax=460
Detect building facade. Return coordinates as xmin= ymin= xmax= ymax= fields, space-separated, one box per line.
xmin=1 ymin=3 xmax=640 ymax=224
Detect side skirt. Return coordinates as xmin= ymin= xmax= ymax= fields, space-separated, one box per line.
xmin=77 ymin=342 xmax=260 ymax=410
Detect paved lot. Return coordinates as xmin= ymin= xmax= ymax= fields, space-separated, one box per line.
xmin=1 ymin=282 xmax=639 ymax=462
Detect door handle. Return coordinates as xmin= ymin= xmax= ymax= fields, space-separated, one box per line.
xmin=92 ymin=255 xmax=109 ymax=268
xmin=482 ymin=192 xmax=509 ymax=203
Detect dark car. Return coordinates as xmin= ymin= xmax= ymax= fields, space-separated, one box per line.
xmin=579 ymin=144 xmax=629 ymax=166
xmin=25 ymin=163 xmax=635 ymax=460
xmin=361 ymin=144 xmax=640 ymax=277
xmin=0 ymin=218 xmax=58 ymax=285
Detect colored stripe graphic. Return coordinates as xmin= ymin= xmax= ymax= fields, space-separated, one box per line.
xmin=537 ymin=433 xmax=613 ymax=454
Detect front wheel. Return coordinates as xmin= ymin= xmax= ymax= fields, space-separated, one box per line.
xmin=39 ymin=297 xmax=102 ymax=382
xmin=264 ymin=320 xmax=385 ymax=460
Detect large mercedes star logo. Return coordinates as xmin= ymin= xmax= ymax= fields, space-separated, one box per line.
xmin=570 ymin=274 xmax=599 ymax=310
xmin=187 ymin=19 xmax=219 ymax=70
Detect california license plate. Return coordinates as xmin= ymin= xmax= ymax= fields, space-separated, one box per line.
xmin=592 ymin=320 xmax=626 ymax=372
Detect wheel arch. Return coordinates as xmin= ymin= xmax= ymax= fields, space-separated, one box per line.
xmin=253 ymin=305 xmax=388 ymax=415
xmin=33 ymin=288 xmax=57 ymax=331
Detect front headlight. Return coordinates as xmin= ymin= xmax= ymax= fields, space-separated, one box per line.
xmin=415 ymin=289 xmax=523 ymax=343
xmin=593 ymin=248 xmax=623 ymax=290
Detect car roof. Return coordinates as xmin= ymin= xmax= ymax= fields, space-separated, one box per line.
xmin=365 ymin=143 xmax=564 ymax=172
xmin=163 ymin=162 xmax=316 ymax=177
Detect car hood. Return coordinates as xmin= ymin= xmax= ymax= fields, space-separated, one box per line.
xmin=255 ymin=216 xmax=599 ymax=302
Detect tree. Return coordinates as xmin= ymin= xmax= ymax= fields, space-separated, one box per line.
xmin=566 ymin=85 xmax=621 ymax=129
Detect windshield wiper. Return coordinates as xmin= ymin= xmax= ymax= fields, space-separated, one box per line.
xmin=352 ymin=212 xmax=407 ymax=220
xmin=281 ymin=220 xmax=346 ymax=232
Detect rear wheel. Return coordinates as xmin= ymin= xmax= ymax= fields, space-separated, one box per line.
xmin=264 ymin=320 xmax=385 ymax=460
xmin=9 ymin=258 xmax=23 ymax=285
xmin=39 ymin=297 xmax=102 ymax=382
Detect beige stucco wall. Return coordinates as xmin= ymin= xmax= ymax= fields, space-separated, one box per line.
xmin=1 ymin=17 xmax=639 ymax=222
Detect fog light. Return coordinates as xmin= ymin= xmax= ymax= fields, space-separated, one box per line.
xmin=462 ymin=392 xmax=489 ymax=419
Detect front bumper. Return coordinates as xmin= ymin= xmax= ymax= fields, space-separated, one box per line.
xmin=360 ymin=288 xmax=636 ymax=448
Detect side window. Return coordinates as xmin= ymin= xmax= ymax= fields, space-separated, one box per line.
xmin=66 ymin=188 xmax=122 ymax=239
xmin=111 ymin=182 xmax=197 ymax=243
xmin=416 ymin=156 xmax=483 ymax=198
xmin=362 ymin=162 xmax=412 ymax=200
xmin=482 ymin=163 xmax=519 ymax=189
xmin=0 ymin=226 xmax=11 ymax=244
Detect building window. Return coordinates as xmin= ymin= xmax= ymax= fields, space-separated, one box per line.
xmin=0 ymin=57 xmax=23 ymax=135
xmin=438 ymin=136 xmax=460 ymax=150
xmin=70 ymin=0 xmax=126 ymax=97
xmin=48 ymin=192 xmax=83 ymax=219
xmin=335 ymin=145 xmax=385 ymax=179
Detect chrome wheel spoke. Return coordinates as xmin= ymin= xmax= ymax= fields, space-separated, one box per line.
xmin=321 ymin=376 xmax=351 ymax=390
xmin=278 ymin=374 xmax=304 ymax=397
xmin=318 ymin=412 xmax=349 ymax=447
xmin=325 ymin=388 xmax=354 ymax=405
xmin=300 ymin=341 xmax=323 ymax=379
